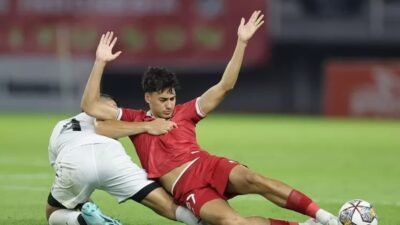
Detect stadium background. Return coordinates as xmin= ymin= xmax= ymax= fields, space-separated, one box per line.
xmin=0 ymin=0 xmax=399 ymax=224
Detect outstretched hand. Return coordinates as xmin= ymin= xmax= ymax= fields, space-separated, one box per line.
xmin=237 ymin=10 xmax=264 ymax=44
xmin=96 ymin=31 xmax=122 ymax=63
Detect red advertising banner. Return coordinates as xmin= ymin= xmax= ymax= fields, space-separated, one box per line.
xmin=324 ymin=60 xmax=400 ymax=118
xmin=0 ymin=0 xmax=268 ymax=67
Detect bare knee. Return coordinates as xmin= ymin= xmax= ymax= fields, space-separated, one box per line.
xmin=244 ymin=171 xmax=265 ymax=186
xmin=242 ymin=170 xmax=272 ymax=194
xmin=245 ymin=171 xmax=291 ymax=194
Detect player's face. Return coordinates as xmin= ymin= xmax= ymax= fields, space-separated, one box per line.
xmin=145 ymin=88 xmax=176 ymax=119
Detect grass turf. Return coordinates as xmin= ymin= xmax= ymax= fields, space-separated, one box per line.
xmin=0 ymin=113 xmax=398 ymax=224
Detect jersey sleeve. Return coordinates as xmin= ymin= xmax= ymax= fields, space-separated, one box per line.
xmin=118 ymin=108 xmax=143 ymax=122
xmin=180 ymin=97 xmax=206 ymax=123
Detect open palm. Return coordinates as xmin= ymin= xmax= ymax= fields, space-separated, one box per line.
xmin=96 ymin=31 xmax=122 ymax=62
xmin=237 ymin=10 xmax=264 ymax=43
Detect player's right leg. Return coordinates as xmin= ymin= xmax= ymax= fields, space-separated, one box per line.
xmin=183 ymin=185 xmax=306 ymax=225
xmin=225 ymin=165 xmax=338 ymax=225
xmin=200 ymin=198 xmax=328 ymax=225
xmin=200 ymin=199 xmax=326 ymax=225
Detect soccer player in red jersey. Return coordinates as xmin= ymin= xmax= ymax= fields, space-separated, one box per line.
xmin=82 ymin=11 xmax=339 ymax=225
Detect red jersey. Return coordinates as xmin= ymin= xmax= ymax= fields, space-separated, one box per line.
xmin=120 ymin=98 xmax=208 ymax=178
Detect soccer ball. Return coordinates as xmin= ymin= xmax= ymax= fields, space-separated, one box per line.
xmin=338 ymin=199 xmax=378 ymax=225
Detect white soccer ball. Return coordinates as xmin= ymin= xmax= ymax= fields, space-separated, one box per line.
xmin=338 ymin=199 xmax=378 ymax=225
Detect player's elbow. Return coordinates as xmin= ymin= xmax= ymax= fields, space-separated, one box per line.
xmin=225 ymin=85 xmax=235 ymax=92
xmin=81 ymin=101 xmax=98 ymax=117
xmin=218 ymin=82 xmax=235 ymax=93
xmin=80 ymin=100 xmax=92 ymax=114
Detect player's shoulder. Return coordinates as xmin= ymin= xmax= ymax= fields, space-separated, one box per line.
xmin=175 ymin=98 xmax=203 ymax=115
xmin=120 ymin=108 xmax=147 ymax=121
xmin=176 ymin=98 xmax=197 ymax=110
xmin=121 ymin=108 xmax=145 ymax=115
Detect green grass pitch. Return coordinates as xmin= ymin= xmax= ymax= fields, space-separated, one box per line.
xmin=0 ymin=113 xmax=399 ymax=225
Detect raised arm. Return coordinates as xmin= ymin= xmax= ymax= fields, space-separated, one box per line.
xmin=198 ymin=10 xmax=264 ymax=115
xmin=81 ymin=31 xmax=122 ymax=120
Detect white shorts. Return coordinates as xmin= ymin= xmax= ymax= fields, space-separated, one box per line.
xmin=50 ymin=141 xmax=154 ymax=209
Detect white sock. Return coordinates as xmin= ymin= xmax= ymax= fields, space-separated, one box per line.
xmin=299 ymin=218 xmax=318 ymax=225
xmin=315 ymin=209 xmax=335 ymax=224
xmin=48 ymin=209 xmax=81 ymax=225
xmin=175 ymin=206 xmax=205 ymax=225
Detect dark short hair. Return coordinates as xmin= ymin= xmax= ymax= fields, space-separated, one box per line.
xmin=142 ymin=67 xmax=180 ymax=93
xmin=100 ymin=93 xmax=119 ymax=106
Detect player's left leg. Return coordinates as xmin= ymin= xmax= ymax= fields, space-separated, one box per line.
xmin=225 ymin=165 xmax=338 ymax=225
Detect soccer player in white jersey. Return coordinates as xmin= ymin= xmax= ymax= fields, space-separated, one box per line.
xmin=45 ymin=35 xmax=205 ymax=225
xmin=46 ymin=96 xmax=189 ymax=225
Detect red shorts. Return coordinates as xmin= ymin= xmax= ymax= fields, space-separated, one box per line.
xmin=172 ymin=154 xmax=240 ymax=217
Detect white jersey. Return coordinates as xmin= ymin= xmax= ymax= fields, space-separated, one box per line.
xmin=48 ymin=112 xmax=116 ymax=166
xmin=48 ymin=112 xmax=154 ymax=209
